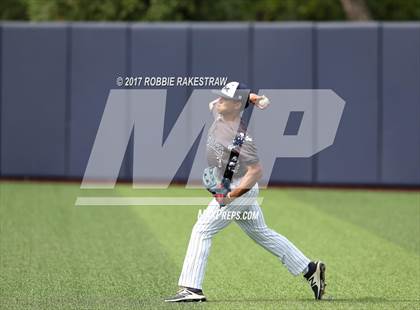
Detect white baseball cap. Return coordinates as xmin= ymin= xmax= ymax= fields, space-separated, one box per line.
xmin=212 ymin=81 xmax=250 ymax=102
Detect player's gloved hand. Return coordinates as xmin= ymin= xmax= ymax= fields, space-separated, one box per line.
xmin=215 ymin=192 xmax=236 ymax=208
xmin=202 ymin=167 xmax=232 ymax=207
xmin=212 ymin=184 xmax=230 ymax=207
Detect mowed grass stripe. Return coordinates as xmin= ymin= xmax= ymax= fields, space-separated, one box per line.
xmin=1 ymin=182 xmax=419 ymax=309
xmin=122 ymin=186 xmax=420 ymax=309
xmin=285 ymin=189 xmax=420 ymax=254
xmin=0 ymin=182 xmax=177 ymax=309
xmin=261 ymin=191 xmax=419 ymax=300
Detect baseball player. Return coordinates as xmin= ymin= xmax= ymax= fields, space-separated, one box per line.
xmin=164 ymin=82 xmax=326 ymax=302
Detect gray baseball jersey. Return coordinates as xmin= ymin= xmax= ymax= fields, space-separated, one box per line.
xmin=206 ymin=111 xmax=259 ymax=179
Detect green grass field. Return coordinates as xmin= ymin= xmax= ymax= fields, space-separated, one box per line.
xmin=0 ymin=181 xmax=419 ymax=309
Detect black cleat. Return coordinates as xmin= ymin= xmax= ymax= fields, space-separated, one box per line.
xmin=304 ymin=261 xmax=326 ymax=300
xmin=164 ymin=287 xmax=206 ymax=303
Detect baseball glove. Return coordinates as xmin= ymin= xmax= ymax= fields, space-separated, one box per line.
xmin=202 ymin=167 xmax=231 ymax=207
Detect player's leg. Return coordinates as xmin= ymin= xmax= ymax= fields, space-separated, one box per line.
xmin=177 ymin=198 xmax=231 ymax=290
xmin=165 ymin=199 xmax=233 ymax=302
xmin=235 ymin=201 xmax=326 ymax=299
xmin=235 ymin=201 xmax=310 ymax=276
xmin=231 ymin=182 xmax=309 ymax=274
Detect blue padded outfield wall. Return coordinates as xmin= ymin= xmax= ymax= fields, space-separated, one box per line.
xmin=0 ymin=22 xmax=419 ymax=186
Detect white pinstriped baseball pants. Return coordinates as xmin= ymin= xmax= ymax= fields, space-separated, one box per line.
xmin=178 ymin=182 xmax=310 ymax=289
